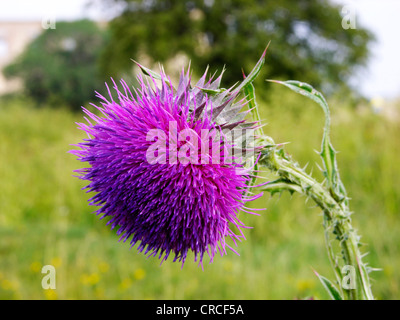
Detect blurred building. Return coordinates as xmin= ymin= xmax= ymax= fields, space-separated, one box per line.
xmin=0 ymin=21 xmax=42 ymax=95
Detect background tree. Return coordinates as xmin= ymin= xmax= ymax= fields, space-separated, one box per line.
xmin=97 ymin=0 xmax=374 ymax=97
xmin=4 ymin=20 xmax=108 ymax=110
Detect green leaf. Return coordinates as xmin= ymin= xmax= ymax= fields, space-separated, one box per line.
xmin=243 ymin=82 xmax=261 ymax=127
xmin=261 ymin=178 xmax=303 ymax=195
xmin=131 ymin=59 xmax=173 ymax=87
xmin=356 ymin=257 xmax=375 ymax=300
xmin=242 ymin=80 xmax=263 ymax=189
xmin=233 ymin=43 xmax=270 ymax=94
xmin=240 ymin=48 xmax=269 ymax=189
xmin=196 ymin=87 xmax=226 ymax=95
xmin=313 ymin=270 xmax=343 ymax=300
xmin=267 ymin=79 xmax=347 ymax=202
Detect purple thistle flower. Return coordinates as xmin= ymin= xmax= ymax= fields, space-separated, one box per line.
xmin=71 ymin=65 xmax=262 ymax=266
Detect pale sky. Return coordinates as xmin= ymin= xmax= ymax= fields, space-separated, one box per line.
xmin=333 ymin=0 xmax=400 ymax=100
xmin=0 ymin=0 xmax=399 ymax=99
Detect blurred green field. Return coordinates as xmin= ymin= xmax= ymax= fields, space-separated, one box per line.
xmin=0 ymin=85 xmax=399 ymax=300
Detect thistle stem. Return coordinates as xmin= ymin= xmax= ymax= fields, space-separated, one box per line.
xmin=259 ymin=141 xmax=374 ymax=300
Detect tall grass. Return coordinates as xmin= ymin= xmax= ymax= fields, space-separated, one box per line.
xmin=0 ymin=89 xmax=399 ymax=299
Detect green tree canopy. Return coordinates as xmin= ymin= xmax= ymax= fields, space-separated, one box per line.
xmin=4 ymin=20 xmax=108 ymax=110
xmin=98 ymin=0 xmax=374 ymax=96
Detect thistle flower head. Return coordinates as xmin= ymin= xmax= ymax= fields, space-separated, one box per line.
xmin=71 ymin=64 xmax=262 ymax=266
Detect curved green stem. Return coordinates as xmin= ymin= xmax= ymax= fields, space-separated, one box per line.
xmin=259 ymin=142 xmax=374 ymax=300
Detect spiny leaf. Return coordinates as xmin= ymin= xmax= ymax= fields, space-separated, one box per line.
xmin=242 ymin=78 xmax=263 ymax=189
xmin=233 ymin=42 xmax=270 ymax=94
xmin=261 ymin=178 xmax=303 ymax=195
xmin=243 ymin=81 xmax=263 ymax=135
xmin=196 ymin=87 xmax=227 ymax=95
xmin=132 ymin=59 xmax=173 ymax=87
xmin=267 ymin=79 xmax=347 ymax=203
xmin=312 ymin=269 xmax=343 ymax=300
xmin=239 ymin=51 xmax=270 ymax=189
xmin=356 ymin=256 xmax=375 ymax=300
